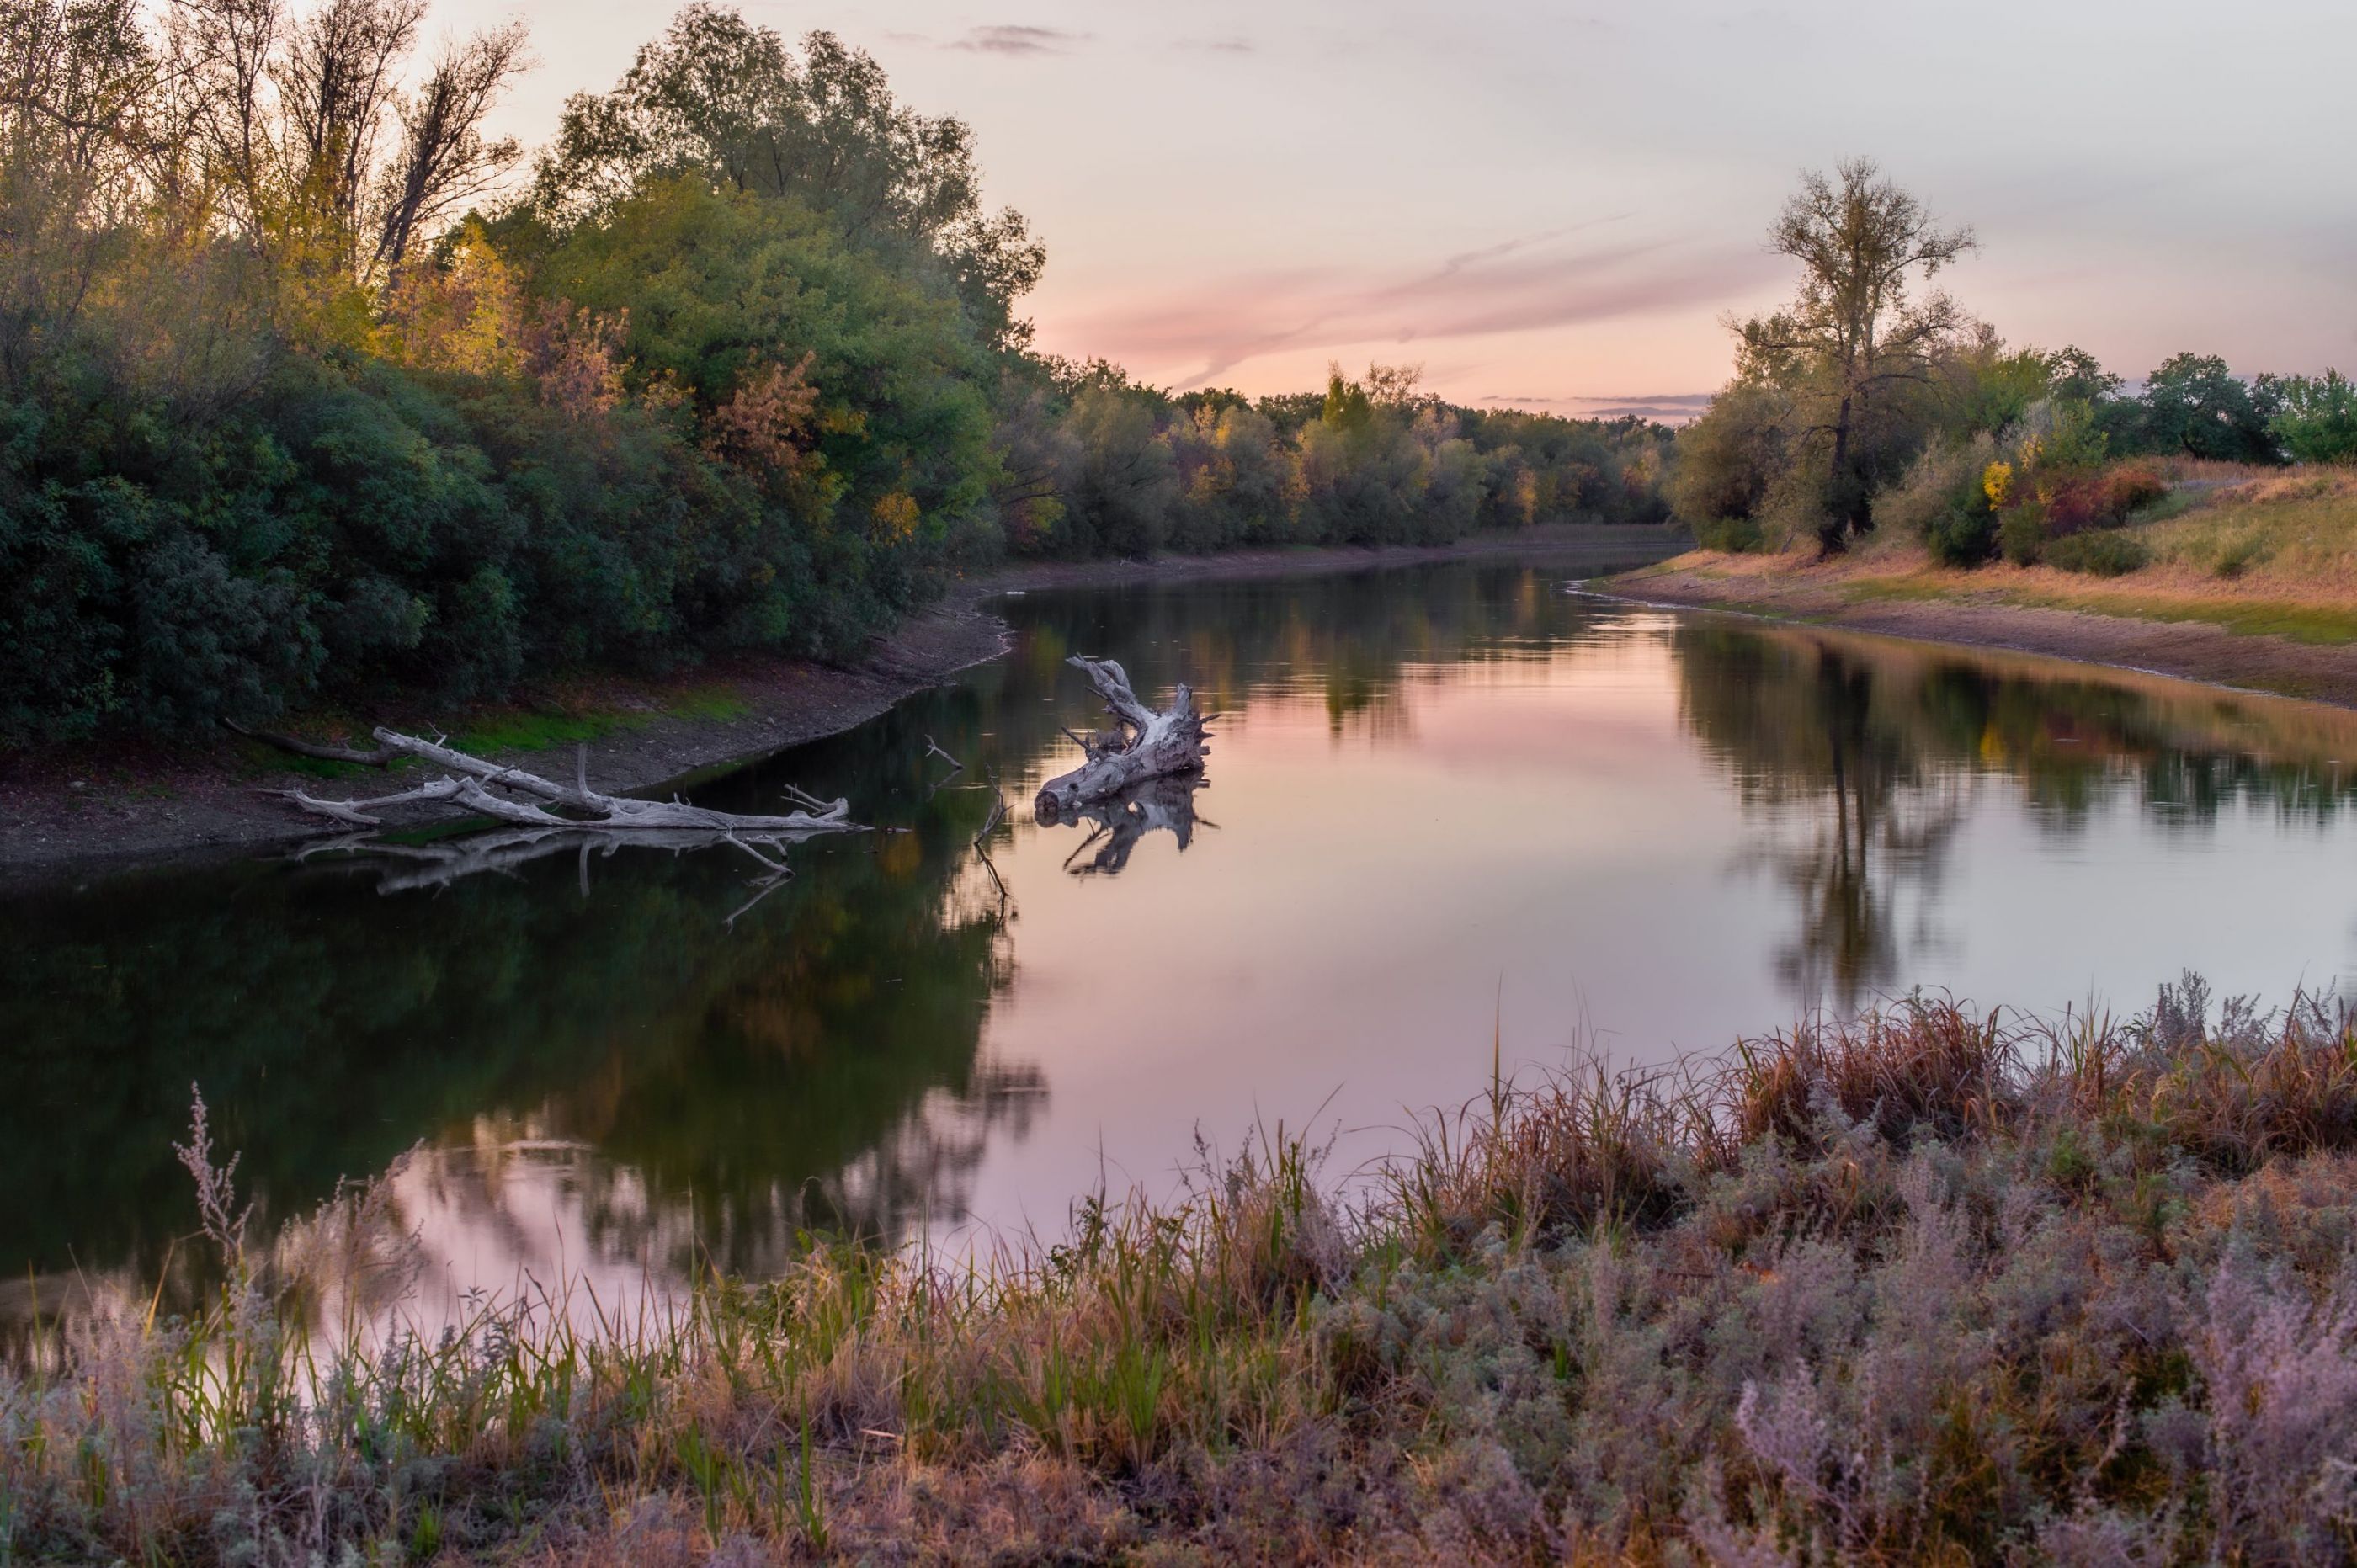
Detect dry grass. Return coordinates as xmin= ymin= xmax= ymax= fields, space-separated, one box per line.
xmin=1641 ymin=465 xmax=2357 ymax=645
xmin=8 ymin=984 xmax=2357 ymax=1562
xmin=1930 ymin=465 xmax=2357 ymax=636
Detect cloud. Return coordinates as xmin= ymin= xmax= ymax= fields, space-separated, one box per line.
xmin=1561 ymin=392 xmax=1716 ymax=407
xmin=1587 ymin=403 xmax=1711 ymax=423
xmin=950 ymin=25 xmax=1088 ymax=56
xmin=1178 ymin=36 xmax=1254 ymax=54
xmin=1061 ymin=230 xmax=1779 ymax=387
xmin=1482 ymin=392 xmax=1716 ymax=425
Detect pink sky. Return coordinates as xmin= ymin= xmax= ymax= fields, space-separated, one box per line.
xmin=448 ymin=0 xmax=2357 ymax=412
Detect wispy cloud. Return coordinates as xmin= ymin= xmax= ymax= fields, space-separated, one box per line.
xmin=1482 ymin=391 xmax=1715 ymax=424
xmin=1178 ymin=35 xmax=1254 ymax=54
xmin=1063 ymin=230 xmax=1776 ymax=387
xmin=949 ymin=24 xmax=1088 ymax=56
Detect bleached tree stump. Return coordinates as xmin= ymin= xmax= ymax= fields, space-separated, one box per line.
xmin=1033 ymin=657 xmax=1210 ymax=821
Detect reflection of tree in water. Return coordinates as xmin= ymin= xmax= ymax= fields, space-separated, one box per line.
xmin=0 ymin=729 xmax=1030 ymax=1311
xmin=1673 ymin=624 xmax=2357 ymax=1013
xmin=979 ymin=565 xmax=1604 ymax=757
xmin=5 ymin=561 xmax=1628 ymax=1322
xmin=24 ymin=561 xmax=2351 ymax=1328
xmin=1678 ymin=629 xmax=1969 ymax=1009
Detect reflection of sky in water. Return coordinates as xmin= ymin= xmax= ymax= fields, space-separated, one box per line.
xmin=941 ymin=605 xmax=2357 ymax=1250
xmin=8 ymin=566 xmax=2357 ymax=1341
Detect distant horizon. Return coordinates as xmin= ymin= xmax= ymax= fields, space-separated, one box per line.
xmin=446 ymin=1 xmax=2352 ymax=410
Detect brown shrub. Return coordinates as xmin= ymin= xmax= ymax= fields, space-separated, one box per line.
xmin=1732 ymin=997 xmax=2019 ymax=1149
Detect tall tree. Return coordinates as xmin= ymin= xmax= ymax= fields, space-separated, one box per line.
xmin=2133 ymin=352 xmax=2281 ymax=463
xmin=533 ymin=6 xmax=1041 ymax=351
xmin=1737 ymin=159 xmax=1976 ymax=554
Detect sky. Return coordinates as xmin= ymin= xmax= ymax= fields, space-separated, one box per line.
xmin=439 ymin=0 xmax=2357 ymax=416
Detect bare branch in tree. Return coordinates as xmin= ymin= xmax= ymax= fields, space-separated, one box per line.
xmin=372 ymin=19 xmax=526 ymax=270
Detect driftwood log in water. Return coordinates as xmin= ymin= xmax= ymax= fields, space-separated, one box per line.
xmin=232 ymin=723 xmax=860 ymax=838
xmin=1033 ymin=657 xmax=1210 ymax=821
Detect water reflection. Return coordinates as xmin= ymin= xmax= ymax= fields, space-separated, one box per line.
xmin=6 ymin=560 xmax=2356 ymax=1348
xmin=1674 ymin=622 xmax=2357 ymax=1007
xmin=0 ymin=763 xmax=1021 ymax=1319
xmin=1047 ymin=776 xmax=1210 ymax=878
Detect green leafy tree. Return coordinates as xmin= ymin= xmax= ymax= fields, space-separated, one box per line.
xmin=1734 ymin=159 xmax=1977 ymax=554
xmin=2268 ymin=369 xmax=2357 ymax=464
xmin=2128 ymin=353 xmax=2282 ymax=462
xmin=533 ymin=6 xmax=1042 ymax=352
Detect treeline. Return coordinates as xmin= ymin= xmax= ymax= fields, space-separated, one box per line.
xmin=997 ymin=362 xmax=1668 ymax=561
xmin=1668 ymin=160 xmax=2357 ymax=567
xmin=0 ymin=1 xmax=1665 ymax=747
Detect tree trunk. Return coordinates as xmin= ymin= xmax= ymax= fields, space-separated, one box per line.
xmin=1033 ymin=657 xmax=1210 ymax=821
xmin=1819 ymin=393 xmax=1855 ymax=557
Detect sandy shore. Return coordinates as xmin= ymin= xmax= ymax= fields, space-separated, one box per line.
xmin=0 ymin=525 xmax=1678 ymax=885
xmin=1604 ymin=552 xmax=2357 ymax=712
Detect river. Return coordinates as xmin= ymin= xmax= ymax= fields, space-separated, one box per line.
xmin=6 ymin=556 xmax=2354 ymax=1339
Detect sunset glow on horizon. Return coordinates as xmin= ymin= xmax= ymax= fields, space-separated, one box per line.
xmin=447 ymin=0 xmax=2357 ymax=410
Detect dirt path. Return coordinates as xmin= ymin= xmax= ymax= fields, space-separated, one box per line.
xmin=0 ymin=525 xmax=1677 ymax=885
xmin=1604 ymin=556 xmax=2357 ymax=711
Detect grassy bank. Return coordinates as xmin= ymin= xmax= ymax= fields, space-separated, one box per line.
xmin=8 ymin=982 xmax=2357 ymax=1562
xmin=1652 ymin=465 xmax=2357 ymax=636
xmin=1612 ymin=466 xmax=2357 ymax=708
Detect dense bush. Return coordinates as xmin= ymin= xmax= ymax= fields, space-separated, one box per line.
xmin=1924 ymin=498 xmax=1998 ymax=565
xmin=1664 ymin=381 xmax=1790 ymax=550
xmin=1999 ymin=506 xmax=2046 ymax=566
xmin=2044 ymin=529 xmax=2151 ymax=576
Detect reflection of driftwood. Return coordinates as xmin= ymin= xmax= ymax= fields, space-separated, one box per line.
xmin=971 ymin=768 xmax=1012 ymax=901
xmin=236 ymin=725 xmax=859 ymax=838
xmin=1055 ymin=775 xmax=1209 ymax=878
xmin=1034 ymin=657 xmax=1210 ymax=820
xmin=290 ymin=823 xmax=814 ymax=925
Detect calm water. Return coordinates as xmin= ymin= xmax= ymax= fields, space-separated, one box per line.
xmin=8 ymin=560 xmax=2357 ymax=1332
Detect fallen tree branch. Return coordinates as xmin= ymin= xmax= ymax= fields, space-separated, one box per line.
xmin=223 ymin=718 xmax=401 ymax=768
xmin=245 ymin=726 xmax=862 ymax=839
xmin=1034 ymin=657 xmax=1210 ymax=820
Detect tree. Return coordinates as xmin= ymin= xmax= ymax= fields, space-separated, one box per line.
xmin=371 ymin=23 xmax=528 ymax=271
xmin=0 ymin=0 xmax=159 ymax=380
xmin=2132 ymin=353 xmax=2281 ymax=463
xmin=2046 ymin=344 xmax=2121 ymax=406
xmin=1736 ymin=159 xmax=1976 ymax=554
xmin=2270 ymin=369 xmax=2357 ymax=465
xmin=533 ymin=5 xmax=1041 ymax=352
xmin=1665 ymin=382 xmax=1789 ymax=547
